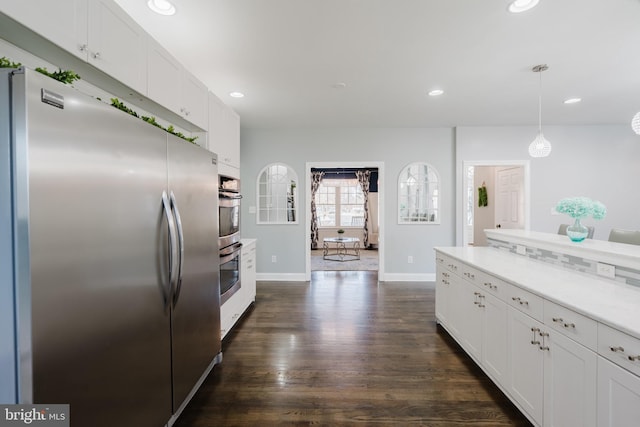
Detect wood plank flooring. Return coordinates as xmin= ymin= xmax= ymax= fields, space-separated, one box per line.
xmin=173 ymin=271 xmax=532 ymax=426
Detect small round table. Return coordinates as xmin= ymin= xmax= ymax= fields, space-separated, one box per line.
xmin=322 ymin=237 xmax=361 ymax=261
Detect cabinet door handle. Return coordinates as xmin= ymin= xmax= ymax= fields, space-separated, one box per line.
xmin=79 ymin=44 xmax=88 ymax=52
xmin=628 ymin=355 xmax=640 ymax=361
xmin=512 ymin=297 xmax=521 ymax=302
xmin=519 ymin=300 xmax=529 ymax=306
xmin=563 ymin=323 xmax=575 ymax=329
xmin=552 ymin=317 xmax=563 ymax=323
xmin=92 ymin=51 xmax=101 ymax=59
xmin=610 ymin=346 xmax=625 ymax=353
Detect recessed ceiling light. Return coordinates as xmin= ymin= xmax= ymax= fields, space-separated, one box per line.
xmin=428 ymin=89 xmax=444 ymax=97
xmin=229 ymin=91 xmax=245 ymax=98
xmin=508 ymin=0 xmax=540 ymax=13
xmin=147 ymin=0 xmax=176 ymax=16
xmin=564 ymin=98 xmax=582 ymax=104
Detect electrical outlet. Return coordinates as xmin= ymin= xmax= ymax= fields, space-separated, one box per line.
xmin=516 ymin=245 xmax=526 ymax=255
xmin=271 ymin=255 xmax=277 ymax=263
xmin=408 ymin=256 xmax=414 ymax=264
xmin=597 ymin=262 xmax=615 ymax=279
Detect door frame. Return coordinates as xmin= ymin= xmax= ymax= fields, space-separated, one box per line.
xmin=305 ymin=161 xmax=385 ymax=281
xmin=460 ymin=160 xmax=530 ymax=247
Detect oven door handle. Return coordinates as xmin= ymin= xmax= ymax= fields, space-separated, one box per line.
xmin=220 ymin=242 xmax=243 ymax=263
xmin=219 ymin=191 xmax=243 ymax=200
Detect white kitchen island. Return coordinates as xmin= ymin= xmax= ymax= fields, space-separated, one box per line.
xmin=435 ymin=230 xmax=640 ymax=427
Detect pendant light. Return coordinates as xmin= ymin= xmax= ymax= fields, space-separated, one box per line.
xmin=632 ymin=111 xmax=640 ymax=135
xmin=528 ymin=64 xmax=552 ymax=158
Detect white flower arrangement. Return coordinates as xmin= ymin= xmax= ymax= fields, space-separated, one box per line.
xmin=555 ymin=197 xmax=607 ymax=220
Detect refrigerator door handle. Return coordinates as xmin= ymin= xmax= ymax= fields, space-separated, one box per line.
xmin=162 ymin=191 xmax=178 ymax=310
xmin=170 ymin=191 xmax=185 ymax=307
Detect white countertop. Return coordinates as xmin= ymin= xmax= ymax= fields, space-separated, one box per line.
xmin=436 ymin=246 xmax=640 ymax=340
xmin=486 ymin=229 xmax=640 ymax=270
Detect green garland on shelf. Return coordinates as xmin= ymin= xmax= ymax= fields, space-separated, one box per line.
xmin=110 ymin=98 xmax=198 ymax=144
xmin=0 ymin=57 xmax=198 ymax=144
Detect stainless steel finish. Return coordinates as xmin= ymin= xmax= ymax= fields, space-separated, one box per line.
xmin=170 ymin=191 xmax=185 ymax=307
xmin=167 ymin=136 xmax=220 ymax=413
xmin=220 ymin=242 xmax=243 ymax=261
xmin=628 ymin=355 xmax=640 ymax=361
xmin=552 ymin=317 xmax=563 ymax=323
xmin=6 ymin=69 xmax=221 ymax=426
xmin=563 ymin=322 xmax=576 ymax=329
xmin=220 ymin=191 xmax=243 ymax=200
xmin=610 ymin=346 xmax=625 ymax=353
xmin=14 ymin=69 xmax=172 ymax=426
xmin=40 ymin=89 xmax=64 ymax=109
xmin=531 ymin=327 xmax=540 ymax=345
xmin=162 ymin=190 xmax=178 ymax=309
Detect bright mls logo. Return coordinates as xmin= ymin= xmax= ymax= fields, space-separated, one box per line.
xmin=0 ymin=405 xmax=69 ymax=427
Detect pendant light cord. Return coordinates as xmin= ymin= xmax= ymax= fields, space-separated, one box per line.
xmin=538 ymin=70 xmax=542 ymax=134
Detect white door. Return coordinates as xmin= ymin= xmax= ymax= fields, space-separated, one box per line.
xmin=495 ymin=166 xmax=524 ymax=230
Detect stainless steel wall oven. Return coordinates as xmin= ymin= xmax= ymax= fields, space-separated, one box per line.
xmin=219 ymin=175 xmax=242 ymax=303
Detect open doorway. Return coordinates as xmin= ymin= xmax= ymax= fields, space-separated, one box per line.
xmin=462 ymin=160 xmax=530 ymax=246
xmin=305 ymin=161 xmax=385 ymax=281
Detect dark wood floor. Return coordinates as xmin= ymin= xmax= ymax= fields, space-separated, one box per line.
xmin=174 ymin=271 xmax=532 ymax=426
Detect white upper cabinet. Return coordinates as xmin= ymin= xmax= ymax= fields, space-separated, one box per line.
xmin=0 ymin=0 xmax=89 ymax=60
xmin=87 ymin=0 xmax=147 ymax=94
xmin=147 ymin=39 xmax=208 ymax=130
xmin=180 ymin=69 xmax=208 ymax=130
xmin=147 ymin=39 xmax=182 ymax=114
xmin=208 ymin=92 xmax=240 ymax=169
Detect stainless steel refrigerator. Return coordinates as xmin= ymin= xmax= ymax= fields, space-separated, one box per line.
xmin=0 ymin=68 xmax=221 ymax=426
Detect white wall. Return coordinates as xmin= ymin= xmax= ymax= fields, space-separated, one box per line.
xmin=240 ymin=127 xmax=456 ymax=280
xmin=456 ymin=125 xmax=640 ymax=243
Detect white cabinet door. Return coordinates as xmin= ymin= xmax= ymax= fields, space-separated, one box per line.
xmin=0 ymin=0 xmax=89 ymax=60
xmin=208 ymin=92 xmax=240 ymax=168
xmin=597 ymin=356 xmax=640 ymax=427
xmin=88 ymin=0 xmax=147 ymax=94
xmin=482 ymin=291 xmax=509 ymax=387
xmin=543 ymin=329 xmax=597 ymax=427
xmin=459 ymin=279 xmax=483 ymax=362
xmin=508 ymin=306 xmax=544 ymax=425
xmin=181 ymin=70 xmax=208 ymax=130
xmin=435 ymin=266 xmax=450 ymax=326
xmin=241 ymin=240 xmax=256 ymax=304
xmin=446 ymin=274 xmax=465 ymax=340
xmin=147 ymin=38 xmax=182 ymax=114
xmin=146 ymin=40 xmax=208 ymax=130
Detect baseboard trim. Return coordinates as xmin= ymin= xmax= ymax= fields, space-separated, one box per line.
xmin=256 ymin=273 xmax=307 ymax=282
xmin=381 ymin=273 xmax=435 ymax=282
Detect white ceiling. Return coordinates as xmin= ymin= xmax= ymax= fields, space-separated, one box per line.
xmin=115 ymin=0 xmax=640 ymax=130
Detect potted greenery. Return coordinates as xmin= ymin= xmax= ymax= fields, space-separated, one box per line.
xmin=337 ymin=229 xmax=345 ymax=239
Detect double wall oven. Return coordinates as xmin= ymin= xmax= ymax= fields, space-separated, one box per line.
xmin=219 ymin=175 xmax=242 ymax=304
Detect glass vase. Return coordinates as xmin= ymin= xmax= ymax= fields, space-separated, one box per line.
xmin=566 ymin=218 xmax=589 ymax=242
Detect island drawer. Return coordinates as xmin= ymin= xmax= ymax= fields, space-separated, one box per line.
xmin=598 ymin=323 xmax=640 ymax=377
xmin=543 ymin=300 xmax=597 ymax=351
xmin=436 ymin=252 xmax=462 ymax=276
xmin=507 ymin=284 xmax=543 ymax=322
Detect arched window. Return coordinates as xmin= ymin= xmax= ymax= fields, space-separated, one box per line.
xmin=398 ymin=162 xmax=440 ymax=224
xmin=257 ymin=163 xmax=298 ymax=224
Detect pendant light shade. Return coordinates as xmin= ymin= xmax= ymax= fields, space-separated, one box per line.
xmin=528 ymin=132 xmax=552 ymax=157
xmin=632 ymin=111 xmax=640 ymax=135
xmin=529 ymin=64 xmax=551 ymax=158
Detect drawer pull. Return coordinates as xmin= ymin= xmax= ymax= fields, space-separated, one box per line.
xmin=512 ymin=297 xmax=521 ymax=302
xmin=484 ymin=282 xmax=497 ymax=290
xmin=552 ymin=317 xmax=563 ymax=323
xmin=539 ymin=345 xmax=550 ymax=351
xmin=563 ymin=323 xmax=576 ymax=329
xmin=610 ymin=346 xmax=625 ymax=353
xmin=519 ymin=300 xmax=529 ymax=306
xmin=628 ymin=355 xmax=640 ymax=361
